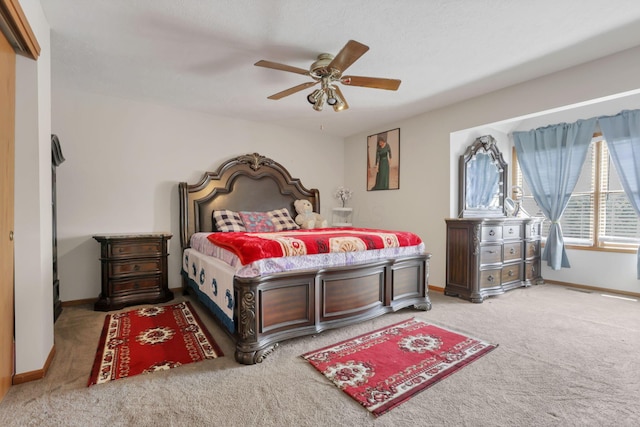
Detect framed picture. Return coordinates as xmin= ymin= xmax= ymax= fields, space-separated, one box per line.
xmin=367 ymin=128 xmax=400 ymax=191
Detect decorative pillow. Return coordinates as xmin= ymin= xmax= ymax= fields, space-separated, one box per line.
xmin=213 ymin=210 xmax=246 ymax=232
xmin=268 ymin=208 xmax=300 ymax=231
xmin=239 ymin=211 xmax=276 ymax=232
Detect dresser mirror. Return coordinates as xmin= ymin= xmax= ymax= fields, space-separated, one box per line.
xmin=459 ymin=135 xmax=508 ymax=218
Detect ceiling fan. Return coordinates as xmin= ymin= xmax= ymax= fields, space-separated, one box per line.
xmin=254 ymin=40 xmax=401 ymax=112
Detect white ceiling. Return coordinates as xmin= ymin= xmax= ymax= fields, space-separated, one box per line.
xmin=41 ymin=0 xmax=640 ymax=137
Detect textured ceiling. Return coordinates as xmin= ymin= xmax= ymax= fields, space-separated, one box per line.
xmin=41 ymin=0 xmax=640 ymax=137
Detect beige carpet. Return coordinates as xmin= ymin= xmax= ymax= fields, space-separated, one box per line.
xmin=1 ymin=283 xmax=639 ymax=426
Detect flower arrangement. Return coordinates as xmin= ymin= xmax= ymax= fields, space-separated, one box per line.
xmin=334 ymin=186 xmax=353 ymax=207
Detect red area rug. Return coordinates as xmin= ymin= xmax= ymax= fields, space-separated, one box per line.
xmin=301 ymin=318 xmax=497 ymax=417
xmin=88 ymin=301 xmax=222 ymax=386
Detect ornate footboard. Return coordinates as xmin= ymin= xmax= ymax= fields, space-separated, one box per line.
xmin=233 ymin=254 xmax=431 ymax=364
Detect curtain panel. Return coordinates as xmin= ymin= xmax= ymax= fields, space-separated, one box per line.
xmin=512 ymin=118 xmax=597 ymax=270
xmin=598 ymin=109 xmax=640 ymax=279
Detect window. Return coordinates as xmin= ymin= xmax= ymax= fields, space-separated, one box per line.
xmin=513 ymin=137 xmax=640 ymax=251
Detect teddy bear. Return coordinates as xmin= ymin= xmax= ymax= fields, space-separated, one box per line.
xmin=294 ymin=199 xmax=327 ymax=229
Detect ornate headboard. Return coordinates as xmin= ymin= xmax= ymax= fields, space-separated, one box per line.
xmin=179 ymin=153 xmax=320 ymax=249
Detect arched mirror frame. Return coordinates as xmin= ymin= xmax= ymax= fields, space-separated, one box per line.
xmin=459 ymin=135 xmax=508 ymax=218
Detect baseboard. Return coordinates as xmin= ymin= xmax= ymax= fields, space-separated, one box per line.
xmin=433 ymin=280 xmax=637 ymax=299
xmin=61 ymin=297 xmax=96 ymax=307
xmin=428 ymin=285 xmax=444 ymax=293
xmin=61 ymin=287 xmax=184 ymax=307
xmin=13 ymin=345 xmax=56 ymax=385
xmin=544 ymin=280 xmax=640 ymax=299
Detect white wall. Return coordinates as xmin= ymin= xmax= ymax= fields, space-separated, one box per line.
xmin=14 ymin=0 xmax=53 ymax=374
xmin=345 ymin=45 xmax=640 ymax=294
xmin=51 ymin=88 xmax=344 ymax=301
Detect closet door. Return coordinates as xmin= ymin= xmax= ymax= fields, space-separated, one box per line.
xmin=0 ymin=0 xmax=40 ymax=401
xmin=0 ymin=26 xmax=16 ymax=403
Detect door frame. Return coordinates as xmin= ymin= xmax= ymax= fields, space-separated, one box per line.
xmin=0 ymin=0 xmax=39 ymax=403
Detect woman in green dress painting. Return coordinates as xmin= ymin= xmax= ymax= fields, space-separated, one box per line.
xmin=373 ymin=134 xmax=391 ymax=190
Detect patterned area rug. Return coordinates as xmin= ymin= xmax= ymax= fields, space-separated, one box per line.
xmin=301 ymin=318 xmax=497 ymax=417
xmin=88 ymin=301 xmax=222 ymax=386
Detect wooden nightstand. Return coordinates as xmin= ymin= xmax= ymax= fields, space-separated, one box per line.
xmin=93 ymin=233 xmax=174 ymax=311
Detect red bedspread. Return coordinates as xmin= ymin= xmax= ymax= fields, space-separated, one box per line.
xmin=206 ymin=227 xmax=423 ymax=265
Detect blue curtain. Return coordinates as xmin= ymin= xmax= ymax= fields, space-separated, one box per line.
xmin=513 ymin=118 xmax=597 ymax=270
xmin=598 ymin=109 xmax=640 ymax=279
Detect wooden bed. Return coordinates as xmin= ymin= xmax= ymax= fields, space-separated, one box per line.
xmin=179 ymin=152 xmax=432 ymax=364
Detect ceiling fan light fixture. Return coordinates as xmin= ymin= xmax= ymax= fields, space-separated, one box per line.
xmin=326 ymin=86 xmax=338 ymax=105
xmin=312 ymin=94 xmax=325 ymax=111
xmin=307 ymin=89 xmax=323 ymax=105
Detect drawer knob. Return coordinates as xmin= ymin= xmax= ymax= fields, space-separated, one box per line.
xmin=508 ymin=270 xmax=514 ymax=277
xmin=509 ymin=248 xmax=515 ymax=254
xmin=487 ymin=275 xmax=495 ymax=283
xmin=508 ymin=228 xmax=514 ymax=234
xmin=487 ymin=250 xmax=496 ymax=254
xmin=134 ymin=264 xmax=140 ymax=271
xmin=489 ymin=229 xmax=495 ymax=236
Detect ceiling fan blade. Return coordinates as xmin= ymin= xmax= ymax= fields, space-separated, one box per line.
xmin=341 ymin=75 xmax=401 ymax=91
xmin=333 ymin=85 xmax=349 ymax=111
xmin=328 ymin=40 xmax=369 ymax=73
xmin=267 ymin=81 xmax=319 ymax=100
xmin=254 ymin=60 xmax=309 ymax=76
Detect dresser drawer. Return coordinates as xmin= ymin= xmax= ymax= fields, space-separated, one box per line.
xmin=525 ymin=260 xmax=540 ymax=281
xmin=480 ymin=244 xmax=502 ymax=265
xmin=109 ymin=241 xmax=161 ymax=257
xmin=525 ymin=241 xmax=540 ymax=259
xmin=503 ymin=242 xmax=522 ymax=262
xmin=479 ymin=269 xmax=501 ymax=288
xmin=501 ymin=263 xmax=521 ymax=284
xmin=110 ymin=276 xmax=162 ymax=294
xmin=503 ymin=224 xmax=522 ymax=239
xmin=109 ymin=259 xmax=161 ymax=276
xmin=481 ymin=226 xmax=502 ymax=242
xmin=526 ymin=222 xmax=542 ymax=238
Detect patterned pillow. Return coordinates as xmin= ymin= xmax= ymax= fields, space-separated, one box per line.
xmin=268 ymin=208 xmax=300 ymax=231
xmin=213 ymin=210 xmax=246 ymax=232
xmin=239 ymin=211 xmax=276 ymax=232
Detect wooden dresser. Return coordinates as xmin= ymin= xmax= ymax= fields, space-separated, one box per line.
xmin=93 ymin=233 xmax=173 ymax=311
xmin=445 ymin=217 xmax=543 ymax=303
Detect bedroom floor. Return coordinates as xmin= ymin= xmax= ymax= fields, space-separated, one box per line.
xmin=1 ymin=284 xmax=639 ymax=426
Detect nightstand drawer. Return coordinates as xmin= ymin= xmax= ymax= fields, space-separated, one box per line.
xmin=110 ymin=241 xmax=161 ymax=257
xmin=110 ymin=276 xmax=161 ymax=294
xmin=109 ymin=259 xmax=161 ymax=276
